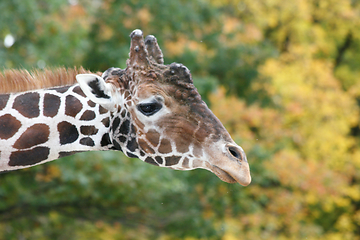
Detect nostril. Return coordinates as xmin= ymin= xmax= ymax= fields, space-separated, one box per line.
xmin=227 ymin=145 xmax=243 ymax=160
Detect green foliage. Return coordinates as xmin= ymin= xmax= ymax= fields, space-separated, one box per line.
xmin=1 ymin=0 xmax=360 ymax=239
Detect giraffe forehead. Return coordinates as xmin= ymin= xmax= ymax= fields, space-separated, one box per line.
xmin=106 ymin=63 xmax=199 ymax=102
xmin=134 ymin=82 xmax=166 ymax=101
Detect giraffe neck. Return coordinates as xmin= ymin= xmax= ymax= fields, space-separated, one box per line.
xmin=0 ymin=84 xmax=114 ymax=171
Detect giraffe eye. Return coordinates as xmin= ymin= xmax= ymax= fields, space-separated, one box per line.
xmin=137 ymin=102 xmax=162 ymax=116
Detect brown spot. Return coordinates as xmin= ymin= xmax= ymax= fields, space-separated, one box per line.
xmin=126 ymin=151 xmax=137 ymax=158
xmin=102 ymin=117 xmax=110 ymax=127
xmin=80 ymin=125 xmax=98 ymax=135
xmin=13 ymin=92 xmax=40 ymax=118
xmin=193 ymin=142 xmax=203 ymax=157
xmin=80 ymin=110 xmax=96 ymax=120
xmin=118 ymin=136 xmax=126 ymax=143
xmin=175 ymin=135 xmax=191 ymax=153
xmin=126 ymin=135 xmax=138 ymax=152
xmin=0 ymin=95 xmax=9 ymax=110
xmin=59 ymin=151 xmax=82 ymax=158
xmin=146 ymin=129 xmax=160 ymax=147
xmin=88 ymin=100 xmax=96 ymax=107
xmin=193 ymin=159 xmax=203 ymax=168
xmin=9 ymin=147 xmax=50 ymax=166
xmin=0 ymin=114 xmax=21 ymax=139
xmin=182 ymin=157 xmax=189 ymax=168
xmin=155 ymin=156 xmax=163 ymax=164
xmin=121 ymin=110 xmax=126 ymax=118
xmin=117 ymin=118 xmax=127 ymax=134
xmin=159 ymin=116 xmax=198 ymax=151
xmin=158 ymin=138 xmax=172 ymax=154
xmin=58 ymin=121 xmax=79 ymax=144
xmin=145 ymin=157 xmax=158 ymax=166
xmin=65 ymin=95 xmax=82 ymax=117
xmin=165 ymin=156 xmax=181 ymax=166
xmin=73 ymin=86 xmax=86 ymax=97
xmin=99 ymin=105 xmax=108 ymax=114
xmin=43 ymin=93 xmax=60 ymax=117
xmin=13 ymin=124 xmax=50 ymax=149
xmin=101 ymin=133 xmax=112 ymax=147
xmin=138 ymin=138 xmax=155 ymax=154
xmin=80 ymin=137 xmax=95 ymax=146
xmin=54 ymin=86 xmax=69 ymax=93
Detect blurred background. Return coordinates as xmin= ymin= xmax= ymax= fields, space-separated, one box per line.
xmin=1 ymin=0 xmax=360 ymax=239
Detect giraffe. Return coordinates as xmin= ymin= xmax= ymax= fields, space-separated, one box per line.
xmin=0 ymin=30 xmax=251 ymax=186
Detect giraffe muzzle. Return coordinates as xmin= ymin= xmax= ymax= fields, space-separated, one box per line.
xmin=206 ymin=143 xmax=251 ymax=186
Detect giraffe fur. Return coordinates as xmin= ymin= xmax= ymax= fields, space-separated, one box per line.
xmin=0 ymin=29 xmax=251 ymax=186
xmin=0 ymin=84 xmax=112 ymax=170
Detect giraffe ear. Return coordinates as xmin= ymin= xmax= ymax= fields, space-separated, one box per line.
xmin=76 ymin=74 xmax=115 ymax=109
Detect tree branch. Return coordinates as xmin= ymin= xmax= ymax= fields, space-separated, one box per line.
xmin=334 ymin=31 xmax=353 ymax=69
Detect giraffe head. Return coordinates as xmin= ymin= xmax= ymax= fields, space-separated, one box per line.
xmin=76 ymin=30 xmax=251 ymax=186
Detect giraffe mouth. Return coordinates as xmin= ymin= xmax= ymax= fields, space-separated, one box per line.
xmin=211 ymin=165 xmax=237 ymax=184
xmin=206 ymin=161 xmax=251 ymax=186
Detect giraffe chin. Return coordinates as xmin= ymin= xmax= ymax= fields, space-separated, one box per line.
xmin=211 ymin=165 xmax=237 ymax=184
xmin=206 ymin=162 xmax=251 ymax=186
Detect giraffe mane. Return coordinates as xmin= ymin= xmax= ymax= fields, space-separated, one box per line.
xmin=0 ymin=67 xmax=95 ymax=94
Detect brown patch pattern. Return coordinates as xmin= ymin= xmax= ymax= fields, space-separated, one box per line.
xmin=80 ymin=110 xmax=96 ymax=120
xmin=99 ymin=105 xmax=108 ymax=114
xmin=65 ymin=95 xmax=82 ymax=117
xmin=80 ymin=137 xmax=95 ymax=146
xmin=182 ymin=157 xmax=189 ymax=168
xmin=155 ymin=156 xmax=163 ymax=164
xmin=145 ymin=157 xmax=158 ymax=166
xmin=158 ymin=138 xmax=171 ymax=154
xmin=54 ymin=86 xmax=69 ymax=93
xmin=138 ymin=138 xmax=155 ymax=154
xmin=59 ymin=151 xmax=81 ymax=158
xmin=80 ymin=125 xmax=98 ymax=135
xmin=43 ymin=93 xmax=61 ymax=117
xmin=101 ymin=117 xmax=110 ymax=127
xmin=165 ymin=156 xmax=181 ymax=166
xmin=0 ymin=95 xmax=9 ymax=110
xmin=13 ymin=92 xmax=40 ymax=118
xmin=0 ymin=114 xmax=21 ymax=139
xmin=88 ymin=100 xmax=96 ymax=107
xmin=175 ymin=134 xmax=192 ymax=153
xmin=72 ymin=86 xmax=86 ymax=97
xmin=146 ymin=129 xmax=160 ymax=147
xmin=9 ymin=147 xmax=50 ymax=166
xmin=58 ymin=121 xmax=79 ymax=144
xmin=193 ymin=142 xmax=203 ymax=157
xmin=13 ymin=124 xmax=50 ymax=149
xmin=101 ymin=133 xmax=112 ymax=147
